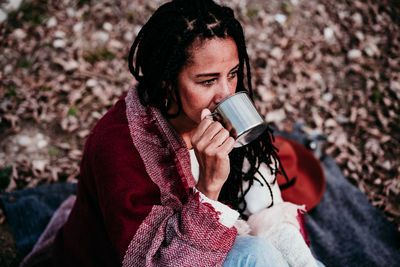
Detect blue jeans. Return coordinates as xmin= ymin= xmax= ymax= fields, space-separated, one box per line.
xmin=223 ymin=236 xmax=325 ymax=267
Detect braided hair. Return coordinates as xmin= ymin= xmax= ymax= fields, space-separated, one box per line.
xmin=128 ymin=0 xmax=287 ymax=218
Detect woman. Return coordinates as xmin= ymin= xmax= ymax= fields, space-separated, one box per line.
xmin=52 ymin=0 xmax=322 ymax=266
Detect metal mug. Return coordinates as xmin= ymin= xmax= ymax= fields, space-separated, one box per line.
xmin=211 ymin=92 xmax=267 ymax=148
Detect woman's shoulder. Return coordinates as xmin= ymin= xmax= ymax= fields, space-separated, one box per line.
xmin=81 ymin=95 xmax=149 ymax=180
xmin=91 ymin=95 xmax=129 ymax=137
xmin=84 ymin=95 xmax=136 ymax=160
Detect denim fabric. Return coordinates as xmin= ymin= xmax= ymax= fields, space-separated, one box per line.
xmin=223 ymin=236 xmax=325 ymax=267
xmin=223 ymin=236 xmax=289 ymax=267
xmin=0 ymin=183 xmax=77 ymax=259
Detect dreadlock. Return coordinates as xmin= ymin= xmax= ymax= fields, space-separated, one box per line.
xmin=128 ymin=0 xmax=288 ymax=218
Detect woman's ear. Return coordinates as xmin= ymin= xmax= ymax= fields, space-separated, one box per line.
xmin=162 ymin=82 xmax=172 ymax=95
xmin=163 ymin=82 xmax=178 ymax=113
xmin=165 ymin=84 xmax=177 ymax=102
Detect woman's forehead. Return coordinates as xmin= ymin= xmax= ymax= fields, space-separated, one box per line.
xmin=186 ymin=37 xmax=239 ymax=68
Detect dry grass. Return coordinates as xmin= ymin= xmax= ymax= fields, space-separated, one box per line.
xmin=0 ymin=0 xmax=399 ymax=264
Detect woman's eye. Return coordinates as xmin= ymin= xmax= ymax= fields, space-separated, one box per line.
xmin=200 ymin=79 xmax=216 ymax=86
xmin=228 ymin=71 xmax=238 ymax=79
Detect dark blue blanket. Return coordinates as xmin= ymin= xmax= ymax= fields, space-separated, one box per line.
xmin=0 ymin=183 xmax=77 ymax=259
xmin=1 ymin=129 xmax=399 ymax=266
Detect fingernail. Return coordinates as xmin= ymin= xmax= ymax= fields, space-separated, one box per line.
xmin=201 ymin=109 xmax=212 ymax=120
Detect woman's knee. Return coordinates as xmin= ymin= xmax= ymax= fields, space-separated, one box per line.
xmin=223 ymin=236 xmax=289 ymax=267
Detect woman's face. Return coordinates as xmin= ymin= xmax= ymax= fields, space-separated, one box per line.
xmin=169 ymin=37 xmax=239 ymax=133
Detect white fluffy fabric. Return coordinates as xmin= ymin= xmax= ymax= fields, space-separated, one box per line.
xmin=247 ymin=203 xmax=318 ymax=267
xmin=248 ymin=202 xmax=305 ymax=233
xmin=233 ymin=219 xmax=251 ymax=236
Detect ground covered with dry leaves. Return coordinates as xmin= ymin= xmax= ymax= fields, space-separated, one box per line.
xmin=0 ymin=0 xmax=399 ymax=265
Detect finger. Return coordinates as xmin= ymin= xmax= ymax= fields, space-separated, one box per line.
xmin=192 ymin=118 xmax=213 ymax=144
xmin=201 ymin=108 xmax=212 ymax=120
xmin=193 ymin=109 xmax=214 ymax=143
xmin=219 ymin=136 xmax=235 ymax=154
xmin=196 ymin=121 xmax=225 ymax=147
xmin=209 ymin=128 xmax=230 ymax=147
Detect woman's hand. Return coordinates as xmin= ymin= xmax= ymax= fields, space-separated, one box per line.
xmin=191 ymin=109 xmax=235 ymax=200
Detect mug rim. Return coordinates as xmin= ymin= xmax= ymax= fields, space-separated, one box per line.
xmin=212 ymin=91 xmax=249 ymax=112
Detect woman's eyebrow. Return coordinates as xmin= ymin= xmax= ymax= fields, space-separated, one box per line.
xmin=195 ymin=72 xmax=219 ymax=78
xmin=195 ymin=63 xmax=240 ymax=78
xmin=230 ymin=64 xmax=240 ymax=71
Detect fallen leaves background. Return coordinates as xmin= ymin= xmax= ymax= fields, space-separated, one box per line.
xmin=0 ymin=0 xmax=399 ymax=264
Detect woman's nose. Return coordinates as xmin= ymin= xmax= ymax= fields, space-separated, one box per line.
xmin=214 ymin=80 xmax=234 ymax=103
